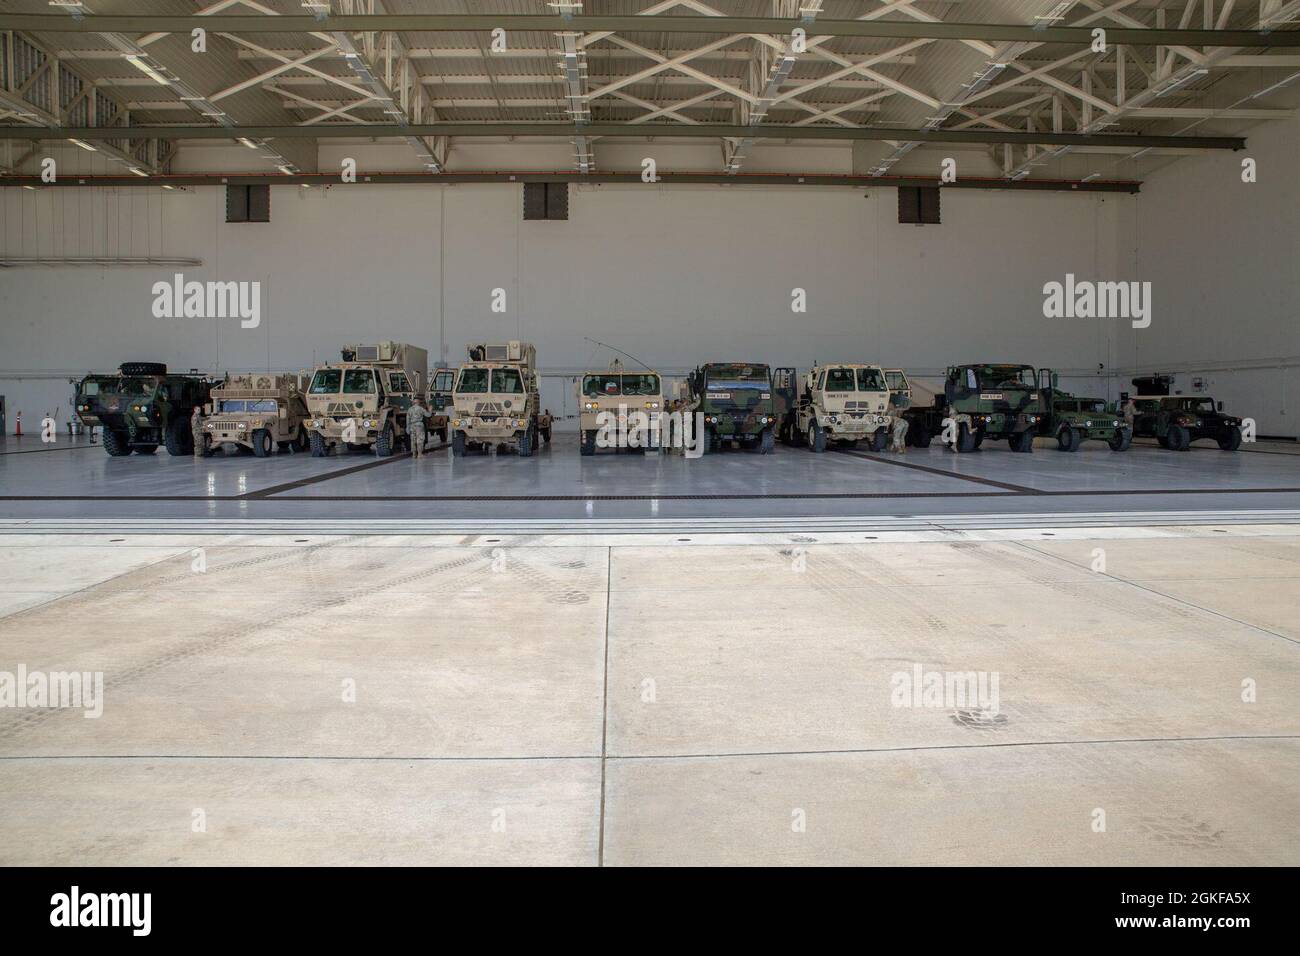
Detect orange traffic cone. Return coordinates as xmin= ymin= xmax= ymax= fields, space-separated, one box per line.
xmin=14 ymin=411 xmax=21 ymax=437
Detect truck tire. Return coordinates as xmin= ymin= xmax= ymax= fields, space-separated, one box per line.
xmin=517 ymin=425 xmax=534 ymax=458
xmin=1011 ymin=429 xmax=1035 ymax=453
xmin=955 ymin=423 xmax=977 ymax=453
xmin=119 ymin=362 xmax=167 ymax=376
xmin=707 ymin=431 xmax=722 ymax=454
xmin=134 ymin=444 xmax=158 ymax=455
xmin=309 ymin=431 xmax=330 ymax=457
xmin=1109 ymin=429 xmax=1132 ymax=452
xmin=374 ymin=422 xmax=395 ymax=457
xmin=579 ymin=430 xmax=595 ymax=456
xmin=1217 ymin=427 xmax=1242 ymax=451
xmin=1056 ymin=427 xmax=1080 ymax=452
xmin=807 ymin=421 xmax=827 ymax=453
xmin=252 ymin=428 xmax=272 ymax=457
xmin=164 ymin=417 xmax=191 ymax=456
xmin=1157 ymin=433 xmax=1170 ymax=448
xmin=868 ymin=428 xmax=888 ymax=452
xmin=759 ymin=428 xmax=775 ymax=455
xmin=1168 ymin=425 xmax=1191 ymax=451
xmin=452 ymin=431 xmax=467 ymax=457
xmin=103 ymin=429 xmax=131 ymax=456
xmin=912 ymin=425 xmax=932 ymax=448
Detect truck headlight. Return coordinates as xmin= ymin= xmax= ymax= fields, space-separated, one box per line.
xmin=825 ymin=415 xmax=837 ymax=424
xmin=1085 ymin=420 xmax=1092 ymax=427
xmin=237 ymin=422 xmax=247 ymax=430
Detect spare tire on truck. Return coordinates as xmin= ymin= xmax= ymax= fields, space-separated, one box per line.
xmin=119 ymin=362 xmax=168 ymax=376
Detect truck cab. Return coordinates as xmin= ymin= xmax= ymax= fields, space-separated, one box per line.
xmin=686 ymin=362 xmax=776 ymax=454
xmin=450 ymin=341 xmax=543 ymax=458
xmin=577 ymin=363 xmax=664 ymax=455
xmin=305 ymin=341 xmax=426 ymax=457
xmin=779 ymin=364 xmax=894 ymax=453
xmin=943 ymin=363 xmax=1044 ymax=453
xmin=77 ymin=362 xmax=216 ymax=457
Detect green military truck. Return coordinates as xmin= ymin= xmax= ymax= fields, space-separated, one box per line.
xmin=1036 ymin=369 xmax=1131 ymax=451
xmin=1132 ymin=394 xmax=1244 ymax=451
xmin=902 ymin=363 xmax=1045 ymax=453
xmin=685 ymin=362 xmax=777 ymax=453
xmin=74 ymin=362 xmax=217 ymax=457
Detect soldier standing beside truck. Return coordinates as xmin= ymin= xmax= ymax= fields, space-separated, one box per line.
xmin=191 ymin=405 xmax=205 ymax=458
xmin=407 ymin=395 xmax=431 ymax=459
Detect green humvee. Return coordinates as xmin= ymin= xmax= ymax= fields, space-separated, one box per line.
xmin=1132 ymin=395 xmax=1244 ymax=451
xmin=74 ymin=362 xmax=216 ymax=457
xmin=685 ymin=362 xmax=777 ymax=453
xmin=1040 ymin=393 xmax=1131 ymax=451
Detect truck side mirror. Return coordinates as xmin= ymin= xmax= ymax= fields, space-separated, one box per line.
xmin=279 ymin=406 xmax=287 ymax=419
xmin=1052 ymin=372 xmax=1059 ymax=387
xmin=1217 ymin=401 xmax=1223 ymax=411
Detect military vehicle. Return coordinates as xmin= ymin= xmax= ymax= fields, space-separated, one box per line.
xmin=902 ymin=363 xmax=1044 ymax=453
xmin=450 ymin=341 xmax=543 ymax=457
xmin=427 ymin=366 xmax=455 ymax=444
xmin=774 ymin=364 xmax=894 ymax=452
xmin=304 ymin=342 xmax=426 ymax=457
xmin=74 ymin=362 xmax=216 ymax=457
xmin=1131 ymin=394 xmax=1244 ymax=451
xmin=201 ymin=372 xmax=310 ymax=457
xmin=577 ymin=360 xmax=664 ymax=455
xmin=685 ymin=362 xmax=777 ymax=453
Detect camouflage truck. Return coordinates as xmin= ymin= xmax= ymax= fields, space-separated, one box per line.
xmin=450 ymin=341 xmax=543 ymax=458
xmin=1036 ymin=368 xmax=1130 ymax=452
xmin=685 ymin=362 xmax=777 ymax=454
xmin=774 ymin=364 xmax=894 ymax=452
xmin=903 ymin=363 xmax=1044 ymax=453
xmin=74 ymin=362 xmax=216 ymax=457
xmin=201 ymin=372 xmax=310 ymax=457
xmin=577 ymin=361 xmax=664 ymax=455
xmin=427 ymin=366 xmax=455 ymax=444
xmin=1131 ymin=394 xmax=1244 ymax=451
xmin=305 ymin=342 xmax=426 ymax=457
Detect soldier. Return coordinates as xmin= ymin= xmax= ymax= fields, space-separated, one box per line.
xmin=1122 ymin=396 xmax=1137 ymax=428
xmin=190 ymin=404 xmax=206 ymax=458
xmin=407 ymin=395 xmax=431 ymax=459
xmin=887 ymin=390 xmax=910 ymax=454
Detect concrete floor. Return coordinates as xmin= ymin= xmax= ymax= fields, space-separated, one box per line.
xmin=1 ymin=526 xmax=1296 ymax=865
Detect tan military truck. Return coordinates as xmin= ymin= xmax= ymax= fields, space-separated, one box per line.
xmin=577 ymin=360 xmax=665 ymax=455
xmin=305 ymin=342 xmax=427 ymax=457
xmin=450 ymin=341 xmax=543 ymax=457
xmin=777 ymin=364 xmax=895 ymax=452
xmin=202 ymin=372 xmax=310 ymax=457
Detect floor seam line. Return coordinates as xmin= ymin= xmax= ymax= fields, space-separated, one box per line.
xmin=597 ymin=544 xmax=612 ymax=867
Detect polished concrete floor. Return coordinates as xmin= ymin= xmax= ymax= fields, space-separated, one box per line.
xmin=0 ymin=525 xmax=1297 ymax=865
xmin=2 ymin=428 xmax=1299 ymax=525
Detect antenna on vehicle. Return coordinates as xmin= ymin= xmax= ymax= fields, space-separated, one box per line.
xmin=583 ymin=337 xmax=653 ymax=372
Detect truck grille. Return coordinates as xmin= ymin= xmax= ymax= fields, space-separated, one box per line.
xmin=207 ymin=421 xmax=241 ymax=430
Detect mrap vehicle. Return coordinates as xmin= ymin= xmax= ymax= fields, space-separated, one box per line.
xmin=684 ymin=362 xmax=777 ymax=453
xmin=305 ymin=341 xmax=426 ymax=457
xmin=74 ymin=362 xmax=216 ymax=457
xmin=577 ymin=361 xmax=664 ymax=455
xmin=903 ymin=363 xmax=1044 ymax=453
xmin=450 ymin=341 xmax=544 ymax=457
xmin=202 ymin=372 xmax=310 ymax=457
xmin=774 ymin=364 xmax=895 ymax=452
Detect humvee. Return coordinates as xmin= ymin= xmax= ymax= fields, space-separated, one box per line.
xmin=685 ymin=362 xmax=777 ymax=453
xmin=450 ymin=341 xmax=544 ymax=457
xmin=74 ymin=362 xmax=216 ymax=457
xmin=427 ymin=366 xmax=455 ymax=444
xmin=774 ymin=364 xmax=894 ymax=452
xmin=1131 ymin=394 xmax=1243 ymax=451
xmin=903 ymin=363 xmax=1044 ymax=453
xmin=577 ymin=361 xmax=664 ymax=455
xmin=305 ymin=342 xmax=426 ymax=457
xmin=201 ymin=372 xmax=310 ymax=457
xmin=1035 ymin=368 xmax=1130 ymax=451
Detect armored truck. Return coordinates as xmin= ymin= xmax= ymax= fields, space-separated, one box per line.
xmin=774 ymin=364 xmax=894 ymax=452
xmin=305 ymin=342 xmax=426 ymax=457
xmin=74 ymin=362 xmax=216 ymax=457
xmin=903 ymin=363 xmax=1044 ymax=453
xmin=577 ymin=361 xmax=664 ymax=455
xmin=450 ymin=341 xmax=543 ymax=457
xmin=202 ymin=373 xmax=310 ymax=457
xmin=685 ymin=362 xmax=777 ymax=453
xmin=1131 ymin=394 xmax=1243 ymax=451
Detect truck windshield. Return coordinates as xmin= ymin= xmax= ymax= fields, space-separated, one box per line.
xmin=824 ymin=369 xmax=855 ymax=392
xmin=583 ymin=374 xmax=621 ymax=397
xmin=622 ymin=374 xmax=659 ymax=396
xmin=433 ymin=370 xmax=455 ymax=392
xmin=857 ymin=368 xmax=885 ymax=391
xmin=975 ymin=366 xmax=1036 ymax=389
xmin=491 ymin=368 xmax=523 ymax=393
xmin=81 ymin=381 xmax=103 ymax=396
xmin=119 ymin=379 xmax=154 ymax=396
xmin=1084 ymin=400 xmax=1107 ymax=413
xmin=885 ymin=371 xmax=907 ymax=391
xmin=457 ymin=368 xmax=489 ymax=393
xmin=1180 ymin=398 xmax=1216 ymax=413
xmin=342 ymin=369 xmax=376 ymax=393
xmin=309 ymin=370 xmax=342 ymax=394
xmin=218 ymin=400 xmax=246 ymax=413
xmin=706 ymin=366 xmax=769 ymax=390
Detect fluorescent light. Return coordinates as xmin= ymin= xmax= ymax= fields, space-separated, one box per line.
xmin=1251 ymin=71 xmax=1300 ymax=98
xmin=277 ymin=164 xmax=294 ymax=174
xmin=68 ymin=138 xmax=97 ymax=151
xmin=129 ymin=167 xmax=148 ymax=177
xmin=124 ymin=55 xmax=170 ymax=86
xmin=161 ymin=184 xmax=176 ymax=190
xmin=238 ymin=137 xmax=258 ymax=149
xmin=22 ymin=184 xmax=36 ymax=190
xmin=1081 ymin=173 xmax=1100 ymax=182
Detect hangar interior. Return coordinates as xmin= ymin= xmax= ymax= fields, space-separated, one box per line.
xmin=0 ymin=1 xmax=1298 ymax=868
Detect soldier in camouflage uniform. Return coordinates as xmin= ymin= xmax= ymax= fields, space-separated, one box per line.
xmin=407 ymin=395 xmax=431 ymax=459
xmin=191 ymin=405 xmax=206 ymax=458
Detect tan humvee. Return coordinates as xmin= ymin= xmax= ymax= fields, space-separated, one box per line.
xmin=305 ymin=342 xmax=427 ymax=457
xmin=576 ymin=360 xmax=665 ymax=455
xmin=450 ymin=341 xmax=544 ymax=458
xmin=202 ymin=372 xmax=310 ymax=457
xmin=791 ymin=364 xmax=895 ymax=453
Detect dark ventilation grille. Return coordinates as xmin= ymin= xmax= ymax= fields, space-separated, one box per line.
xmin=226 ymin=184 xmax=270 ymax=223
xmin=898 ymin=186 xmax=940 ymax=225
xmin=523 ymin=182 xmax=569 ymax=220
